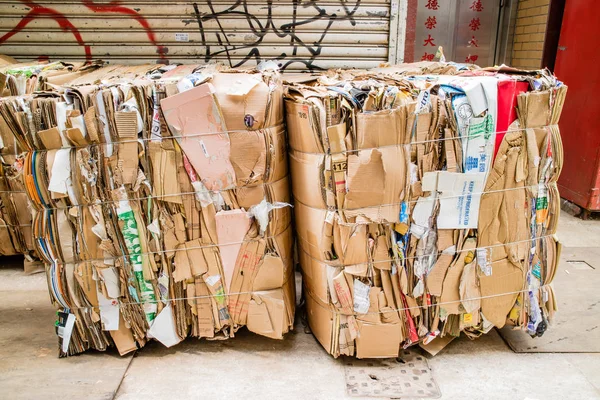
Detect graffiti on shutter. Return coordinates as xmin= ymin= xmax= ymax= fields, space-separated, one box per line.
xmin=0 ymin=0 xmax=391 ymax=70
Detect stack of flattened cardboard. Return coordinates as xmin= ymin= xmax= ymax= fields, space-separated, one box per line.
xmin=0 ymin=60 xmax=101 ymax=261
xmin=0 ymin=62 xmax=294 ymax=356
xmin=285 ymin=63 xmax=566 ymax=358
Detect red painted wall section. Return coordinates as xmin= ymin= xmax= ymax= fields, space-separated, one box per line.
xmin=555 ymin=0 xmax=600 ymax=210
xmin=404 ymin=0 xmax=418 ymax=62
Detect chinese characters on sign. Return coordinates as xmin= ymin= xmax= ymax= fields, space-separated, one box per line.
xmin=424 ymin=34 xmax=436 ymax=46
xmin=466 ymin=0 xmax=484 ymax=63
xmin=468 ymin=36 xmax=479 ymax=47
xmin=425 ymin=16 xmax=437 ymax=29
xmin=469 ymin=17 xmax=481 ymax=31
xmin=426 ymin=0 xmax=440 ymax=10
xmin=421 ymin=0 xmax=441 ymax=60
xmin=470 ymin=0 xmax=484 ymax=12
xmin=415 ymin=0 xmax=497 ymax=65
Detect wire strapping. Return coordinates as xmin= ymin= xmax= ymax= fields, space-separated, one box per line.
xmin=38 ymin=222 xmax=293 ymax=266
xmin=19 ymin=174 xmax=289 ymax=212
xmin=304 ymin=284 xmax=551 ymax=317
xmin=50 ymin=259 xmax=298 ymax=312
xmin=0 ymin=222 xmax=32 ymax=228
xmin=292 ymin=181 xmax=557 ymax=213
xmin=0 ymin=123 xmax=557 ymax=159
xmin=49 ymin=278 xmax=551 ymax=316
xmin=297 ymin=234 xmax=555 ymax=266
xmin=0 ymin=124 xmax=557 ymax=200
xmin=0 ymin=180 xmax=556 ymax=229
xmin=0 ymin=122 xmax=286 ymax=156
xmin=289 ymin=124 xmax=560 ymax=156
xmin=42 ymin=232 xmax=552 ymax=315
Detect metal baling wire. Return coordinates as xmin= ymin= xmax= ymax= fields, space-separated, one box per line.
xmin=0 ymin=123 xmax=557 ymax=158
xmin=51 ymin=256 xmax=299 ymax=312
xmin=0 ymin=122 xmax=287 ymax=155
xmin=0 ymin=223 xmax=32 ymax=228
xmin=287 ymin=124 xmax=562 ymax=156
xmin=35 ymin=224 xmax=554 ymax=310
xmin=292 ymin=181 xmax=556 ymax=267
xmin=0 ymin=111 xmax=286 ymax=191
xmin=303 ymin=285 xmax=553 ymax=317
xmin=0 ymin=180 xmax=555 ymax=228
xmin=296 ymin=234 xmax=556 ymax=268
xmin=36 ymin=231 xmax=553 ymax=315
xmin=290 ymin=181 xmax=557 ymax=213
xmin=37 ymin=221 xmax=294 ymax=266
xmin=50 ymin=278 xmax=553 ymax=317
xmin=0 ymin=158 xmax=293 ymax=226
xmin=0 ymin=124 xmax=289 ymax=210
xmin=6 ymin=174 xmax=290 ymax=212
xmin=0 ymin=123 xmax=558 ymax=195
xmin=42 ymin=233 xmax=553 ymax=315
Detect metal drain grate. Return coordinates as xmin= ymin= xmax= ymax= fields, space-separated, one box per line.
xmin=344 ymin=349 xmax=441 ymax=398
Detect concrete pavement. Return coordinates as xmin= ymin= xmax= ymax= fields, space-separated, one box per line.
xmin=1 ymin=212 xmax=599 ymax=400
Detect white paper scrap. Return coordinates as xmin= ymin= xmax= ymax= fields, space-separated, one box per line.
xmin=97 ymin=289 xmax=120 ymax=331
xmin=48 ymin=148 xmax=72 ymax=195
xmin=353 ymin=279 xmax=370 ymax=314
xmin=148 ymin=303 xmax=182 ymax=348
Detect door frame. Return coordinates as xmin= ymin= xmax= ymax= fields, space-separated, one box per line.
xmin=541 ymin=0 xmax=566 ymax=71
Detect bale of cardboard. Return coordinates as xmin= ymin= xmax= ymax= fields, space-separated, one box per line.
xmin=0 ymin=60 xmax=100 ymax=261
xmin=284 ymin=62 xmax=566 ymax=358
xmin=0 ymin=61 xmax=295 ymax=356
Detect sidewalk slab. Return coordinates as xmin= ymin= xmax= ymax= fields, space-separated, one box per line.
xmin=429 ymin=330 xmax=600 ymax=400
xmin=0 ymin=289 xmax=132 ymax=400
xmin=116 ymin=326 xmax=352 ymax=400
xmin=499 ymin=246 xmax=600 ymax=353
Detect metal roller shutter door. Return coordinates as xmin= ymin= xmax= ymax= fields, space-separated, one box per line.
xmin=0 ymin=0 xmax=397 ymax=70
